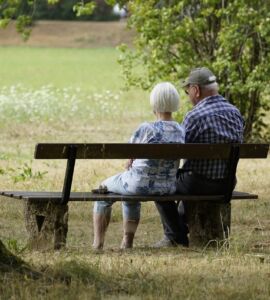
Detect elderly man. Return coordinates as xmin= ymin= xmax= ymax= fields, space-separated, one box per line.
xmin=154 ymin=67 xmax=244 ymax=247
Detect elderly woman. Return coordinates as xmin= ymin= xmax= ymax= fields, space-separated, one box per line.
xmin=93 ymin=82 xmax=184 ymax=250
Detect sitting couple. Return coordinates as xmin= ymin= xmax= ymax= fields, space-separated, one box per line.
xmin=93 ymin=67 xmax=244 ymax=250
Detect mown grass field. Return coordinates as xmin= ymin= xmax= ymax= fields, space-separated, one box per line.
xmin=0 ymin=45 xmax=269 ymax=300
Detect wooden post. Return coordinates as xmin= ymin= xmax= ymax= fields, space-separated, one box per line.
xmin=24 ymin=200 xmax=68 ymax=251
xmin=186 ymin=201 xmax=231 ymax=248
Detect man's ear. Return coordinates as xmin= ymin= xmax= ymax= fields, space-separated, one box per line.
xmin=195 ymin=85 xmax=201 ymax=99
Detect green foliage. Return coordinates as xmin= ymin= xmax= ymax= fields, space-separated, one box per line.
xmin=0 ymin=0 xmax=34 ymax=40
xmin=73 ymin=1 xmax=96 ymax=17
xmin=0 ymin=0 xmax=118 ymax=31
xmin=6 ymin=239 xmax=27 ymax=254
xmin=10 ymin=163 xmax=48 ymax=183
xmin=34 ymin=0 xmax=118 ymax=21
xmin=173 ymin=97 xmax=192 ymax=123
xmin=115 ymin=0 xmax=270 ymax=141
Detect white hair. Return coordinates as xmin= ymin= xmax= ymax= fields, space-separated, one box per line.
xmin=201 ymin=82 xmax=219 ymax=93
xmin=150 ymin=82 xmax=180 ymax=113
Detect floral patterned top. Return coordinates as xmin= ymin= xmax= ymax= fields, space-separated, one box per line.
xmin=121 ymin=120 xmax=184 ymax=195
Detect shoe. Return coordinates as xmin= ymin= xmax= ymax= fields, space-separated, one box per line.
xmin=152 ymin=237 xmax=179 ymax=248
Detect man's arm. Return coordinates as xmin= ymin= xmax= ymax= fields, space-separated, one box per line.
xmin=182 ymin=115 xmax=202 ymax=143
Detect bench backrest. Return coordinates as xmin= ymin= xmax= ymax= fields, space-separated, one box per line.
xmin=34 ymin=143 xmax=269 ymax=205
xmin=35 ymin=143 xmax=269 ymax=159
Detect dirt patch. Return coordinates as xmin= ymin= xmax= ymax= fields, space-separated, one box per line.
xmin=0 ymin=20 xmax=134 ymax=48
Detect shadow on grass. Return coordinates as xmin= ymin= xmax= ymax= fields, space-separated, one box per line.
xmin=1 ymin=243 xmax=269 ymax=299
xmin=0 ymin=240 xmax=41 ymax=279
xmin=0 ymin=241 xmax=172 ymax=298
xmin=49 ymin=259 xmax=173 ymax=297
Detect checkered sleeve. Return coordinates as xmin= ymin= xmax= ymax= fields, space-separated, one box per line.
xmin=182 ymin=114 xmax=203 ymax=143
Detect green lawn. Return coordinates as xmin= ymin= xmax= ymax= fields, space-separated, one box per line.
xmin=0 ymin=46 xmax=269 ymax=300
xmin=0 ymin=47 xmax=122 ymax=90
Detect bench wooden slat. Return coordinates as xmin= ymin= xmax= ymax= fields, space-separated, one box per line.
xmin=34 ymin=143 xmax=269 ymax=160
xmin=0 ymin=191 xmax=258 ymax=202
xmin=239 ymin=143 xmax=269 ymax=158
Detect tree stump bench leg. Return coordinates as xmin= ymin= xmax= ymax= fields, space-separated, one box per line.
xmin=24 ymin=200 xmax=68 ymax=251
xmin=186 ymin=201 xmax=231 ymax=248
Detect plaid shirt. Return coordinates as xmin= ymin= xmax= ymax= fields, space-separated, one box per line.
xmin=182 ymin=95 xmax=244 ymax=179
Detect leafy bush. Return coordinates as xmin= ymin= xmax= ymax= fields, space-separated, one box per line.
xmin=113 ymin=0 xmax=270 ymax=141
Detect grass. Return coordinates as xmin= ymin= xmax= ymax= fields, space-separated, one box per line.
xmin=0 ymin=47 xmax=122 ymax=90
xmin=0 ymin=45 xmax=269 ymax=299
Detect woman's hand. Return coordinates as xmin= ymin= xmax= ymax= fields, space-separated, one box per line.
xmin=126 ymin=159 xmax=134 ymax=170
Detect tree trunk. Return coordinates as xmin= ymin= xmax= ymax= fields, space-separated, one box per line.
xmin=186 ymin=201 xmax=231 ymax=248
xmin=0 ymin=240 xmax=40 ymax=278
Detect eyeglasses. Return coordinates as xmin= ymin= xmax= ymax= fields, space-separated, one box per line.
xmin=184 ymin=85 xmax=191 ymax=95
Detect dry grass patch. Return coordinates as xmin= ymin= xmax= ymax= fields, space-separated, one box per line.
xmin=1 ymin=249 xmax=269 ymax=299
xmin=0 ymin=21 xmax=134 ymax=48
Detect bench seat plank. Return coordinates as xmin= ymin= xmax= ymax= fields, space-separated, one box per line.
xmin=0 ymin=191 xmax=258 ymax=202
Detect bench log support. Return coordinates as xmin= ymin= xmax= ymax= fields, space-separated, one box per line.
xmin=24 ymin=200 xmax=68 ymax=251
xmin=23 ymin=145 xmax=77 ymax=251
xmin=23 ymin=145 xmax=77 ymax=250
xmin=186 ymin=201 xmax=231 ymax=247
xmin=186 ymin=146 xmax=239 ymax=247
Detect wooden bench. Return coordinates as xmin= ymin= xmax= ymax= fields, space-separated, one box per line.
xmin=1 ymin=143 xmax=269 ymax=250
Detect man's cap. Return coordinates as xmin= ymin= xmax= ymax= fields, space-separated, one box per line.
xmin=181 ymin=67 xmax=217 ymax=88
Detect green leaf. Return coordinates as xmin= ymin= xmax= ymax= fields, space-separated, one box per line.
xmin=73 ymin=1 xmax=96 ymax=17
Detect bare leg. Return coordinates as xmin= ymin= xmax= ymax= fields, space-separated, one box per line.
xmin=120 ymin=219 xmax=139 ymax=249
xmin=92 ymin=211 xmax=111 ymax=250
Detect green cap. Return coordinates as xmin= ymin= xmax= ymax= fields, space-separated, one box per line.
xmin=181 ymin=67 xmax=216 ymax=87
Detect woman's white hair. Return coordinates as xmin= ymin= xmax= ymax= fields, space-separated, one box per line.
xmin=150 ymin=82 xmax=180 ymax=113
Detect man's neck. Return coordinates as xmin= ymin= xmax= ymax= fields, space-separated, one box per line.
xmin=195 ymin=92 xmax=218 ymax=105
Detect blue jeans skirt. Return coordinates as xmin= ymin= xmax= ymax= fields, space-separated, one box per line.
xmin=93 ymin=173 xmax=141 ymax=220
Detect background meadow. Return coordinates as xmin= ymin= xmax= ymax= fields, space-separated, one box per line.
xmin=0 ymin=27 xmax=269 ymax=299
